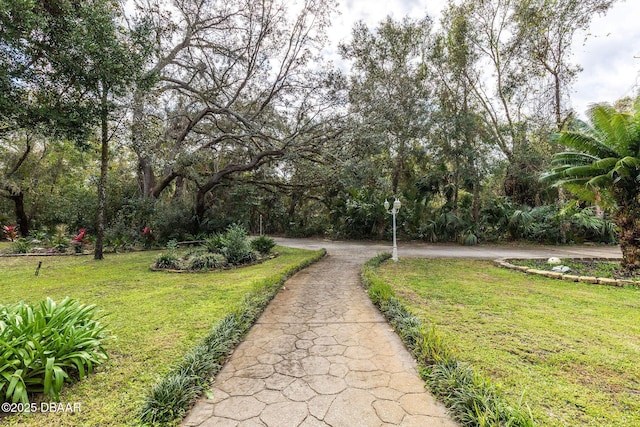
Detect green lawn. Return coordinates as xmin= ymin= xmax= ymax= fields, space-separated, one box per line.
xmin=376 ymin=259 xmax=640 ymax=427
xmin=0 ymin=246 xmax=322 ymax=426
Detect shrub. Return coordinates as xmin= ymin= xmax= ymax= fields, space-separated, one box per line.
xmin=0 ymin=298 xmax=109 ymax=404
xmin=141 ymin=227 xmax=154 ymax=249
xmin=184 ymin=247 xmax=207 ymax=258
xmin=251 ymin=235 xmax=276 ymax=255
xmin=29 ymin=229 xmax=50 ymax=247
xmin=51 ymin=224 xmax=70 ymax=253
xmin=204 ymin=233 xmax=225 ymax=254
xmin=10 ymin=238 xmax=32 ymax=254
xmin=187 ymin=253 xmax=227 ymax=271
xmin=219 ymin=225 xmax=255 ymax=266
xmin=154 ymin=253 xmax=181 ymax=270
xmin=2 ymin=225 xmax=18 ymax=242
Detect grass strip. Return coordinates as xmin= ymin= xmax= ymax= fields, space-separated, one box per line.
xmin=361 ymin=253 xmax=534 ymax=427
xmin=139 ymin=248 xmax=326 ymax=425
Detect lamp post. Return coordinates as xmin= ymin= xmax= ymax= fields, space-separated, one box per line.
xmin=384 ymin=198 xmax=401 ymax=262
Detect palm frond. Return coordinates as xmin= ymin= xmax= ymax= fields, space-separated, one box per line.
xmin=586 ymin=174 xmax=612 ymax=188
xmin=612 ymin=156 xmax=640 ymax=181
xmin=539 ymin=170 xmax=568 ymax=184
xmin=588 ymin=103 xmax=635 ymax=155
xmin=590 ymin=157 xmax=618 ymax=171
xmin=563 ymin=165 xmax=603 ymax=178
xmin=562 ymin=183 xmax=598 ymax=203
xmin=556 ymin=131 xmax=618 ymax=159
xmin=550 ymin=151 xmax=598 ymax=166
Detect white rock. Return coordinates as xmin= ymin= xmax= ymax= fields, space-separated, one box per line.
xmin=551 ymin=265 xmax=571 ymax=273
xmin=547 ymin=257 xmax=562 ymax=265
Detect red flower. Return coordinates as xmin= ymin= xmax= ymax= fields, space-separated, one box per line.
xmin=142 ymin=227 xmax=151 ymax=235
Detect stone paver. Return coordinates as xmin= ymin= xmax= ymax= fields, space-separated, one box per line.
xmin=182 ymin=254 xmax=458 ymax=427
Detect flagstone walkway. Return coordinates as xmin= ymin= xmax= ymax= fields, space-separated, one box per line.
xmin=182 ymin=254 xmax=458 ymax=426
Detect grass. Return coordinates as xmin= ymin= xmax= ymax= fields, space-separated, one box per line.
xmin=375 ymin=259 xmax=640 ymax=427
xmin=362 ymin=254 xmax=533 ymax=426
xmin=0 ymin=246 xmax=323 ymax=426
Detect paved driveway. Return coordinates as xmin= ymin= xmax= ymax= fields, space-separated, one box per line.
xmin=274 ymin=237 xmax=622 ymax=260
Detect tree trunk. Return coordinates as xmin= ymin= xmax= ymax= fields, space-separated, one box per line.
xmin=11 ymin=192 xmax=29 ymax=237
xmin=173 ymin=176 xmax=184 ymax=199
xmin=139 ymin=157 xmax=156 ymax=197
xmin=194 ymin=190 xmax=209 ymax=232
xmin=472 ymin=179 xmax=480 ymax=223
xmin=614 ymin=204 xmax=640 ymax=270
xmin=94 ymin=88 xmax=109 ymax=260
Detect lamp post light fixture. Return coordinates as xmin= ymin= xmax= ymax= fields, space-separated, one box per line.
xmin=384 ymin=197 xmax=402 ymax=262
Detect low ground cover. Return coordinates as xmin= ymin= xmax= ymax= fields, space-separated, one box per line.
xmin=0 ymin=246 xmax=322 ymax=426
xmin=509 ymin=258 xmax=640 ymax=281
xmin=374 ymin=259 xmax=640 ymax=426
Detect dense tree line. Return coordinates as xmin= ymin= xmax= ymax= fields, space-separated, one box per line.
xmin=1 ymin=0 xmax=630 ymax=260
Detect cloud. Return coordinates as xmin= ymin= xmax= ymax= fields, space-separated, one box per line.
xmin=569 ymin=1 xmax=640 ymax=116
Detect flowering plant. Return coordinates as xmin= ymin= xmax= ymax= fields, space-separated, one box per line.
xmin=3 ymin=225 xmax=18 ymax=242
xmin=141 ymin=227 xmax=154 ymax=249
xmin=72 ymin=228 xmax=88 ymax=243
xmin=71 ymin=228 xmax=89 ymax=253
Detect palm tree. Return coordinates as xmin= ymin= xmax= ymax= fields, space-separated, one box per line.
xmin=541 ymin=100 xmax=640 ymax=269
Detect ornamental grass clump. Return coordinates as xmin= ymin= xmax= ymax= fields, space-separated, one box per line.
xmin=153 ymin=252 xmax=181 ymax=270
xmin=187 ymin=253 xmax=227 ymax=271
xmin=0 ymin=297 xmax=109 ymax=405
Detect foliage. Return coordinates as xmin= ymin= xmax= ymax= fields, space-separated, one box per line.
xmin=71 ymin=228 xmax=89 ymax=253
xmin=0 ymin=298 xmax=108 ymax=404
xmin=154 ymin=225 xmax=261 ymax=271
xmin=153 ymin=253 xmax=181 ymax=270
xmin=29 ymin=229 xmax=50 ymax=247
xmin=217 ymin=225 xmax=256 ymax=266
xmin=362 ymin=255 xmax=535 ymax=427
xmin=250 ymin=235 xmax=276 ymax=256
xmin=141 ymin=227 xmax=154 ymax=249
xmin=139 ymin=249 xmax=327 ymax=424
xmin=204 ymin=234 xmax=226 ymax=254
xmin=340 ymin=17 xmax=433 ymax=195
xmin=542 ymin=101 xmax=640 ymax=267
xmin=187 ymin=253 xmax=227 ymax=271
xmin=51 ymin=225 xmax=70 ymax=253
xmin=9 ymin=238 xmax=31 ymax=254
xmin=3 ymin=225 xmax=18 ymax=242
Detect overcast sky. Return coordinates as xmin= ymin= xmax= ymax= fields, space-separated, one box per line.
xmin=327 ymin=0 xmax=640 ymax=119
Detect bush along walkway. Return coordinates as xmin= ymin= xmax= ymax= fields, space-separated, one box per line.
xmin=180 ymin=254 xmax=458 ymax=426
xmin=362 ymin=254 xmax=535 ymax=427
